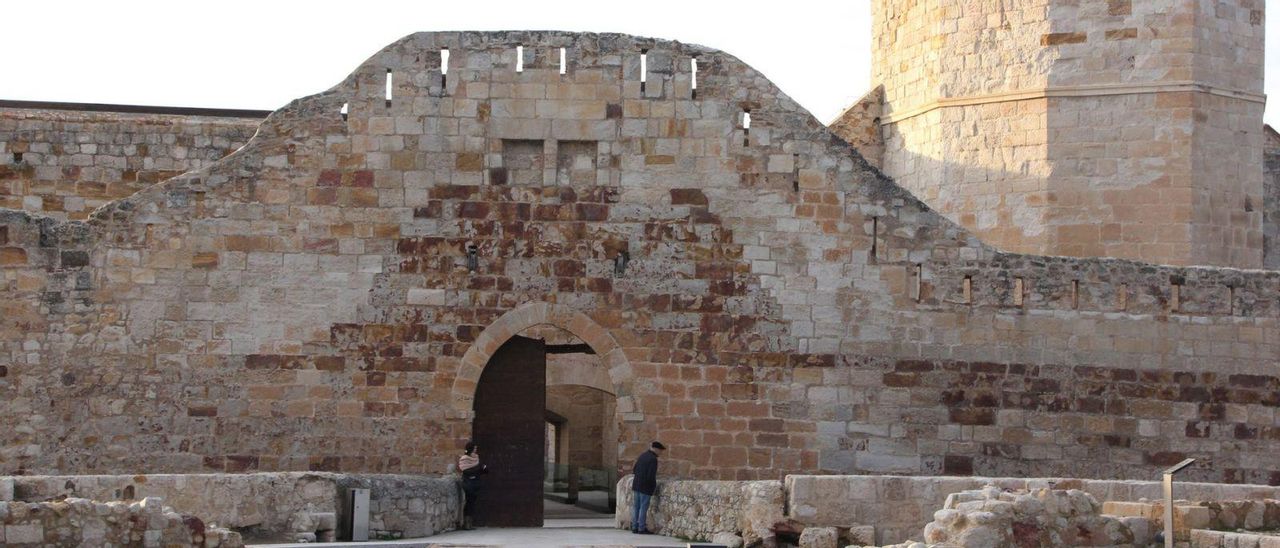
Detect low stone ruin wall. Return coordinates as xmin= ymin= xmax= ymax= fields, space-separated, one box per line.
xmin=1 ymin=496 xmax=242 ymax=547
xmin=616 ymin=474 xmax=1280 ymax=546
xmin=3 ymin=472 xmax=459 ymax=541
xmin=616 ymin=475 xmax=782 ymax=546
xmin=1191 ymin=529 xmax=1280 ymax=548
xmin=333 ymin=474 xmax=460 ymax=539
xmin=786 ymin=475 xmax=1280 ymax=545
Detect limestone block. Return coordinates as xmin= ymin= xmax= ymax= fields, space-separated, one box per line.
xmin=1119 ymin=516 xmax=1152 ymax=547
xmin=6 ymin=523 xmax=43 ymax=544
xmin=314 ymin=512 xmax=337 ymax=531
xmin=845 ymin=525 xmax=875 ymax=545
xmin=712 ymin=531 xmax=744 ymax=548
xmin=290 ymin=510 xmax=317 ymax=532
xmin=798 ymin=526 xmax=838 ymax=548
xmin=0 ymin=477 xmax=12 ymax=501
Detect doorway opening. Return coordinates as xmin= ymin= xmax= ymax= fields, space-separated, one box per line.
xmin=470 ymin=325 xmax=618 ymax=527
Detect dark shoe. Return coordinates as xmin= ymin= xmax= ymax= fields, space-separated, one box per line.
xmin=636 ymin=530 xmax=653 ymax=535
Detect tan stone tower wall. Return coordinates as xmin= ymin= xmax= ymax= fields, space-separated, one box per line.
xmin=873 ymin=0 xmax=1266 ymax=268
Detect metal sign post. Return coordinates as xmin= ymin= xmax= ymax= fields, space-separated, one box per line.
xmin=1163 ymin=458 xmax=1195 ymax=548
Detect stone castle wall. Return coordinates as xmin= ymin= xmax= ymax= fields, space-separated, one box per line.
xmin=1265 ymin=127 xmax=1280 ymax=270
xmin=872 ymin=0 xmax=1266 ymax=268
xmin=0 ymin=104 xmax=261 ymax=220
xmin=0 ymin=32 xmax=1277 ymax=486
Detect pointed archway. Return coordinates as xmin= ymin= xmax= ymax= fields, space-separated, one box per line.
xmin=450 ymin=302 xmax=637 ymax=420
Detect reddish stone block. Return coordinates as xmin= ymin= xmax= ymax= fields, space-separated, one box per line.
xmin=883 ymin=372 xmax=918 ymax=387
xmin=203 ymin=456 xmax=225 ymax=470
xmin=670 ymin=188 xmax=707 ymax=206
xmin=225 ymin=455 xmax=259 ymax=472
xmin=349 ymin=170 xmax=375 ymax=187
xmin=314 ymin=356 xmax=345 ymax=371
xmin=750 ymin=418 xmax=784 ymax=432
xmin=895 ymin=359 xmax=935 ymax=372
xmin=414 ymin=201 xmax=443 ymax=218
xmin=187 ymin=405 xmax=217 ymax=417
xmin=1041 ymin=32 xmax=1087 ymax=45
xmin=191 ymin=252 xmax=219 ymax=269
xmin=1235 ymin=424 xmax=1258 ymax=440
xmin=317 ymin=169 xmax=341 ymax=186
xmin=0 ymin=246 xmax=27 ymax=265
xmin=455 ymin=153 xmax=484 ymax=171
xmin=950 ymin=408 xmax=995 ymax=425
xmin=309 ymin=456 xmax=341 ymax=472
xmin=575 ymin=203 xmax=609 ymax=221
xmin=756 ymin=433 xmax=789 ymax=448
xmin=244 ymin=354 xmax=281 ymax=369
xmin=458 ymin=201 xmax=490 ymax=218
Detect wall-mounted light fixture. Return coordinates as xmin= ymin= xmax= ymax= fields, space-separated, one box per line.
xmin=614 ymin=249 xmax=630 ymax=277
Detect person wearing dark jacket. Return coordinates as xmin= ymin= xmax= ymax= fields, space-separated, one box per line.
xmin=630 ymin=441 xmax=666 ymax=534
xmin=457 ymin=441 xmax=488 ymax=530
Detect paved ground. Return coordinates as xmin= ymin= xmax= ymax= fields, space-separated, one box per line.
xmin=254 ymin=502 xmax=688 ymax=548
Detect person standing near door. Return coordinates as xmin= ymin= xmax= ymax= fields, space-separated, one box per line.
xmin=630 ymin=441 xmax=666 ymax=534
xmin=458 ymin=441 xmax=488 ymax=530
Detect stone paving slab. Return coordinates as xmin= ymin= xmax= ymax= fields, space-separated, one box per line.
xmin=253 ymin=518 xmax=688 ymax=548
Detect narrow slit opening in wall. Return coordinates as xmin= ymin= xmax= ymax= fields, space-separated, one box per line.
xmin=690 ymin=57 xmax=698 ymax=99
xmin=516 ymin=46 xmax=524 ymax=72
xmin=340 ymin=103 xmax=349 ymax=122
xmin=1071 ymin=280 xmax=1079 ymax=310
xmin=385 ymin=69 xmax=393 ymax=108
xmin=1171 ymin=284 xmax=1181 ymax=313
xmin=1014 ymin=278 xmax=1024 ymax=307
xmin=870 ymin=216 xmax=879 ymax=260
xmin=441 ymin=48 xmax=449 ymax=91
xmin=963 ymin=275 xmax=973 ymax=304
xmin=640 ymin=49 xmax=648 ymax=94
xmin=1118 ymin=283 xmax=1128 ymax=311
xmin=913 ymin=264 xmax=923 ymax=302
xmin=559 ymin=47 xmax=566 ymax=75
xmin=742 ymin=110 xmax=751 ymax=146
xmin=792 ymin=153 xmax=799 ymax=192
xmin=1229 ymin=286 xmax=1236 ymax=316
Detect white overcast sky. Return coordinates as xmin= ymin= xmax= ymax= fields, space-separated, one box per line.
xmin=2 ymin=1 xmax=1277 ymax=126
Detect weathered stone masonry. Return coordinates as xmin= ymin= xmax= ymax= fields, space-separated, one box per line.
xmin=0 ymin=102 xmax=262 ymax=220
xmin=0 ymin=32 xmax=1277 ymax=485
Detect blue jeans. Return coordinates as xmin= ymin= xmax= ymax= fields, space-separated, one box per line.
xmin=631 ymin=491 xmax=652 ymax=532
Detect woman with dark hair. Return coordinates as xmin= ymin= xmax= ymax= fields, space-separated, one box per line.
xmin=457 ymin=441 xmax=487 ymax=530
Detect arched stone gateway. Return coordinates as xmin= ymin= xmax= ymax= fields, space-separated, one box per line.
xmin=456 ymin=303 xmax=631 ymax=526
xmin=450 ymin=302 xmax=636 ymax=421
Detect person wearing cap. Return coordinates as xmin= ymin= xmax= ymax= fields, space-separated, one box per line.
xmin=630 ymin=441 xmax=666 ymax=534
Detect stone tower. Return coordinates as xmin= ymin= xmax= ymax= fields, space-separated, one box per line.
xmin=865 ymin=0 xmax=1265 ymax=268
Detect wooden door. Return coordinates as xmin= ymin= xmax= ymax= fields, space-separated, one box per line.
xmin=472 ymin=335 xmax=546 ymax=527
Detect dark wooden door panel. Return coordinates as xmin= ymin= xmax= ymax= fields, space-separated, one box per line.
xmin=472 ymin=335 xmax=546 ymax=527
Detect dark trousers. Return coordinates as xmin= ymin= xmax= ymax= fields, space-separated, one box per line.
xmin=462 ymin=477 xmax=481 ymax=518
